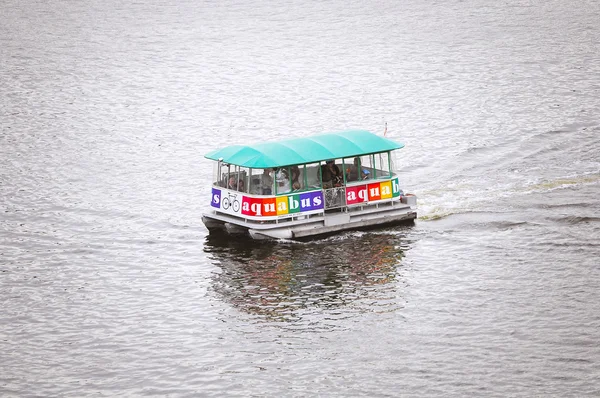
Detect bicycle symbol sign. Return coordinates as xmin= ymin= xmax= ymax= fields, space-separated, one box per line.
xmin=221 ymin=192 xmax=240 ymax=212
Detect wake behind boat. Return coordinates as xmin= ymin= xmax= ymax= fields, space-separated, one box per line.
xmin=201 ymin=130 xmax=417 ymax=240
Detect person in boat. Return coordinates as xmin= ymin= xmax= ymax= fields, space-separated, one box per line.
xmin=320 ymin=160 xmax=342 ymax=188
xmin=260 ymin=168 xmax=273 ymax=195
xmin=346 ymin=157 xmax=360 ymax=182
xmin=237 ymin=178 xmax=245 ymax=192
xmin=275 ymin=167 xmax=290 ymax=193
xmin=227 ymin=176 xmax=237 ymax=190
xmin=347 ymin=157 xmax=371 ymax=181
xmin=290 ymin=165 xmax=302 ymax=190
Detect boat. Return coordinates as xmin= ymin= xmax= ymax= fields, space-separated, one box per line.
xmin=201 ymin=129 xmax=417 ymax=240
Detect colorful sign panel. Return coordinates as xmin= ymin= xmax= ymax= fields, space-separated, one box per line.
xmin=346 ymin=178 xmax=400 ymax=205
xmin=210 ymin=178 xmax=401 ymax=218
xmin=211 ymin=188 xmax=324 ymax=217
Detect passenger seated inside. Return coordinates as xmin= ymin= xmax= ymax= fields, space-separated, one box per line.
xmin=346 ymin=157 xmax=360 ymax=182
xmin=320 ymin=160 xmax=342 ymax=188
xmin=346 ymin=158 xmax=371 ymax=181
xmin=291 ymin=165 xmax=302 ymax=190
xmin=260 ymin=168 xmax=273 ymax=195
xmin=237 ymin=178 xmax=245 ymax=192
xmin=227 ymin=176 xmax=237 ymax=190
xmin=251 ymin=176 xmax=261 ymax=194
xmin=275 ymin=167 xmax=290 ymax=193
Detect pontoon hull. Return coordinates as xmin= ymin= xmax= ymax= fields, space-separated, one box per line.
xmin=202 ymin=199 xmax=416 ymax=240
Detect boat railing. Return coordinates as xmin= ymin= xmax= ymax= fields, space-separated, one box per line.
xmin=323 ymin=186 xmax=346 ymax=210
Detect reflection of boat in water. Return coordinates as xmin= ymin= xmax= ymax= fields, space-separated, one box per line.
xmin=204 ymin=229 xmax=413 ymax=321
xmin=202 ymin=130 xmax=417 ymax=240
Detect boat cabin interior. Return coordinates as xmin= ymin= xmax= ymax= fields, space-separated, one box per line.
xmin=214 ymin=152 xmax=395 ymax=196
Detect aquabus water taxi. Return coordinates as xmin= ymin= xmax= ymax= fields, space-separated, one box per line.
xmin=202 ymin=130 xmax=417 ymax=240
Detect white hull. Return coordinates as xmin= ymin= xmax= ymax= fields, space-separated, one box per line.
xmin=202 ymin=196 xmax=417 ymax=240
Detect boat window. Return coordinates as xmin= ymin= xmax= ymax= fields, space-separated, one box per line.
xmin=355 ymin=156 xmax=373 ymax=181
xmin=248 ymin=168 xmax=259 ymax=195
xmin=342 ymin=157 xmax=352 ymax=182
xmin=289 ymin=164 xmax=304 ymax=192
xmin=274 ymin=167 xmax=291 ymax=195
xmin=250 ymin=168 xmax=274 ymax=195
xmin=250 ymin=167 xmax=275 ymax=195
xmin=357 ymin=153 xmax=390 ymax=180
xmin=343 ymin=156 xmax=365 ymax=183
xmin=304 ymin=162 xmax=322 ymax=190
xmin=389 ymin=152 xmax=398 ymax=177
xmin=237 ymin=167 xmax=249 ymax=193
xmin=373 ymin=152 xmax=392 ymax=178
xmin=219 ymin=164 xmax=249 ymax=192
xmin=219 ymin=163 xmax=232 ymax=188
xmin=213 ymin=161 xmax=222 ymax=187
xmin=317 ymin=159 xmax=344 ymax=189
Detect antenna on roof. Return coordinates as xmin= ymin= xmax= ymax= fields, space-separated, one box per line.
xmin=383 ymin=122 xmax=388 ymax=137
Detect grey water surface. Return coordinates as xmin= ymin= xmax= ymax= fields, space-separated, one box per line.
xmin=1 ymin=0 xmax=600 ymax=396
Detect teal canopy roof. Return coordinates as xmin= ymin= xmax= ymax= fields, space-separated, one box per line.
xmin=204 ymin=130 xmax=405 ymax=168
